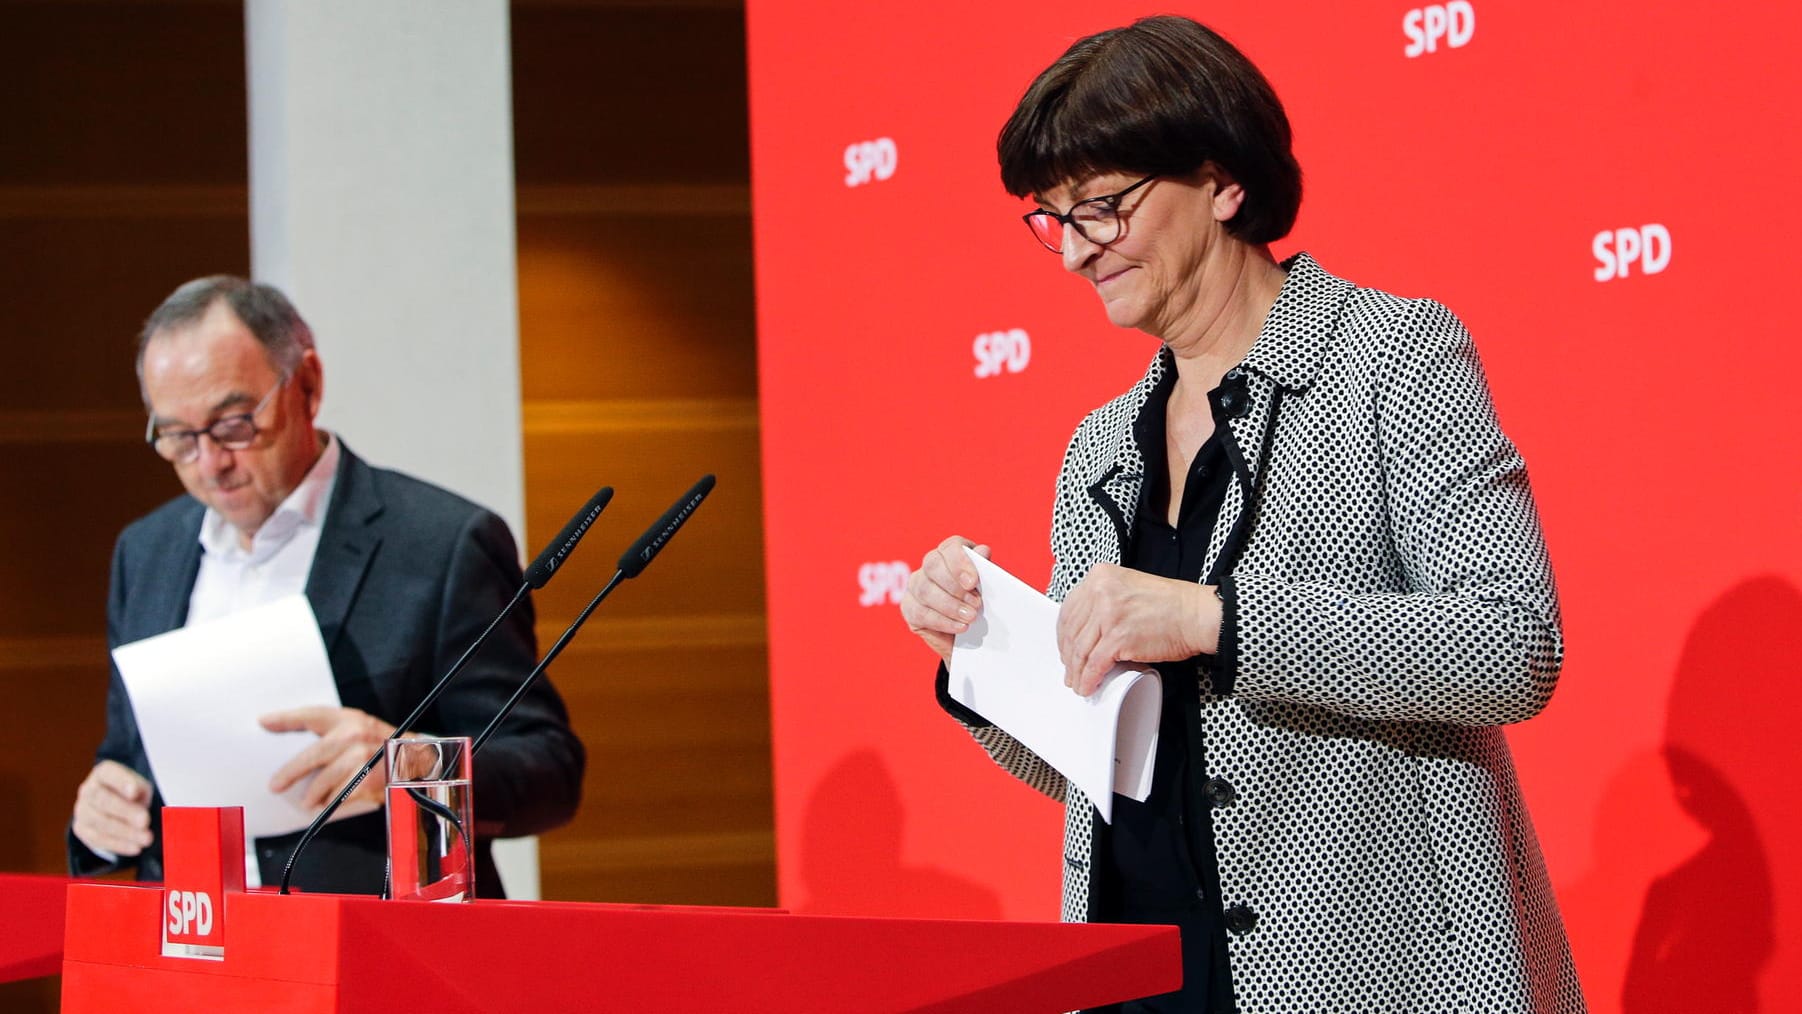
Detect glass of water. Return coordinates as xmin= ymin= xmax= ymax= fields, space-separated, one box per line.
xmin=385 ymin=736 xmax=474 ymax=902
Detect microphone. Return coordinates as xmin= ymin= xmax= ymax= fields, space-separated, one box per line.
xmin=617 ymin=473 xmax=715 ymax=579
xmin=526 ymin=488 xmax=613 ymax=588
xmin=471 ymin=475 xmax=715 ymax=754
xmin=276 ymin=487 xmax=613 ymax=895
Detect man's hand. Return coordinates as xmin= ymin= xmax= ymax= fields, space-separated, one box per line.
xmin=1056 ymin=564 xmax=1222 ymax=697
xmin=72 ymin=760 xmax=154 ymax=857
xmin=261 ymin=707 xmax=398 ymax=812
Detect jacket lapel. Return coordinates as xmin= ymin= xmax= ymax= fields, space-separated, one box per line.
xmin=1203 ymin=254 xmax=1355 ymax=582
xmin=1081 ymin=350 xmax=1168 ymax=557
xmin=147 ymin=505 xmax=206 ymax=638
xmin=305 ymin=447 xmax=382 ymax=658
xmin=1205 ymin=370 xmax=1281 ymax=583
xmin=1087 ymin=464 xmax=1142 ymax=562
xmin=1076 ymin=253 xmax=1355 ymax=579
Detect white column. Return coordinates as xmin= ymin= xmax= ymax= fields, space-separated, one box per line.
xmin=246 ymin=0 xmax=540 ymax=899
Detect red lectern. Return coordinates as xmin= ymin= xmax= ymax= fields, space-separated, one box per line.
xmin=63 ymin=885 xmax=1180 ymax=1011
xmin=60 ymin=806 xmax=1180 ymax=1009
xmin=0 ymin=874 xmax=72 ymax=982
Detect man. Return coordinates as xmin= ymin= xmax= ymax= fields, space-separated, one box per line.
xmin=68 ymin=276 xmax=584 ymax=896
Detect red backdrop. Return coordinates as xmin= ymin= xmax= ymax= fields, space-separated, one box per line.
xmin=748 ymin=3 xmax=1802 ymax=1010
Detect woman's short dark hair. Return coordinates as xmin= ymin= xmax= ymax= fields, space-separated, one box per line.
xmin=997 ymin=15 xmax=1302 ymax=245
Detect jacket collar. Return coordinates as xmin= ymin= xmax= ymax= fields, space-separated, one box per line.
xmin=303 ymin=443 xmax=383 ymax=657
xmin=1073 ymin=251 xmax=1356 ymax=563
xmin=1084 ymin=350 xmax=1167 ymax=492
xmin=1077 ymin=250 xmax=1349 ymax=493
xmin=1239 ymin=251 xmax=1352 ymax=392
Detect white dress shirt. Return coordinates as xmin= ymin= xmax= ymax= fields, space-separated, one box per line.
xmin=186 ymin=434 xmax=340 ymax=885
xmin=187 ymin=434 xmax=340 ymax=625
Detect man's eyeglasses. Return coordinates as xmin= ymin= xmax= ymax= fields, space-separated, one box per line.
xmin=1022 ymin=175 xmax=1158 ymax=253
xmin=145 ymin=375 xmax=288 ymax=463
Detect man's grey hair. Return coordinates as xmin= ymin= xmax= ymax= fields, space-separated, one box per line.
xmin=136 ymin=276 xmax=315 ymax=379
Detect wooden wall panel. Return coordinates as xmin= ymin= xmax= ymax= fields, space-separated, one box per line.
xmin=519 ymin=385 xmax=773 ymax=906
xmin=538 ymin=845 xmax=776 ymax=909
xmin=0 ymin=2 xmax=245 ymax=187
xmin=512 ymin=5 xmax=749 ymax=187
xmin=0 ymin=211 xmax=250 ymax=412
xmin=551 ymin=640 xmax=771 ymax=837
xmin=513 ymin=2 xmax=771 ymax=907
xmin=0 ymin=978 xmax=58 ymax=1012
xmin=535 ymin=640 xmax=772 ymax=905
xmin=0 ymin=444 xmax=175 ymax=639
xmin=522 ymin=411 xmax=765 ymax=621
xmin=0 ymin=659 xmax=109 ymax=872
xmin=516 ymin=213 xmax=758 ymax=402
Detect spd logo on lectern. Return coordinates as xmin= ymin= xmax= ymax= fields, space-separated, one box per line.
xmin=158 ymin=805 xmax=243 ymax=959
xmin=166 ymin=890 xmax=215 ymax=938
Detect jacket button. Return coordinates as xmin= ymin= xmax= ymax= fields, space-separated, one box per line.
xmin=1218 ymin=389 xmax=1249 ymax=418
xmin=1224 ymin=904 xmax=1258 ymax=934
xmin=1203 ymin=777 xmax=1236 ymax=807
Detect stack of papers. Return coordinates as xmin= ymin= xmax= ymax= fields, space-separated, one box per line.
xmin=112 ymin=596 xmax=348 ymax=838
xmin=948 ymin=549 xmax=1160 ymax=823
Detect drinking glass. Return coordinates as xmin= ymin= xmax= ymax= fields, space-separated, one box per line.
xmin=385 ymin=736 xmax=474 ymax=902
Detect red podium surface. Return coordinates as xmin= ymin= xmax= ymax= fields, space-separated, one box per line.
xmin=64 ymin=883 xmax=1180 ymax=1012
xmin=0 ymin=874 xmax=72 ymax=982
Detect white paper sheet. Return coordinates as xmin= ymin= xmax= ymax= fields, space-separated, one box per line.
xmin=112 ymin=595 xmax=346 ymax=838
xmin=948 ymin=549 xmax=1160 ymax=823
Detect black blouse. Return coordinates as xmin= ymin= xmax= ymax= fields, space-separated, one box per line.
xmin=1093 ymin=368 xmax=1236 ymax=1013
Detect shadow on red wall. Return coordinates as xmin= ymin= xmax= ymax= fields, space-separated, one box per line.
xmin=1617 ymin=575 xmax=1797 ymax=1012
xmin=795 ymin=749 xmax=1003 ymax=920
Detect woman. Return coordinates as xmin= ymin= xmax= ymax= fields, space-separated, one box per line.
xmin=899 ymin=16 xmax=1584 ymax=1014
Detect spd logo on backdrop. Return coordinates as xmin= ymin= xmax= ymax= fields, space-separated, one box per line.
xmin=1403 ymin=2 xmax=1475 ymax=57
xmin=1593 ymin=225 xmax=1672 ymax=281
xmin=844 ymin=138 xmax=898 ymax=188
xmin=973 ymin=329 xmax=1032 ymax=378
xmin=858 ymin=561 xmax=910 ymax=607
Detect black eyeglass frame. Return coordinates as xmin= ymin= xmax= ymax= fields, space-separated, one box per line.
xmin=1022 ymin=174 xmax=1159 ymax=253
xmin=145 ymin=373 xmax=291 ymax=463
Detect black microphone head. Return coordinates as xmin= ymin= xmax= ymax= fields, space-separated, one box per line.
xmin=617 ymin=474 xmax=715 ymax=579
xmin=525 ymin=487 xmax=613 ymax=588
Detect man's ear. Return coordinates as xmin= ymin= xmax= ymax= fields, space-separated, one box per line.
xmin=296 ymin=349 xmax=324 ymax=418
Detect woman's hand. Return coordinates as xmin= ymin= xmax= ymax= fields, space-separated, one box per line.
xmin=900 ymin=535 xmax=991 ymax=665
xmin=1057 ymin=564 xmax=1222 ymax=696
